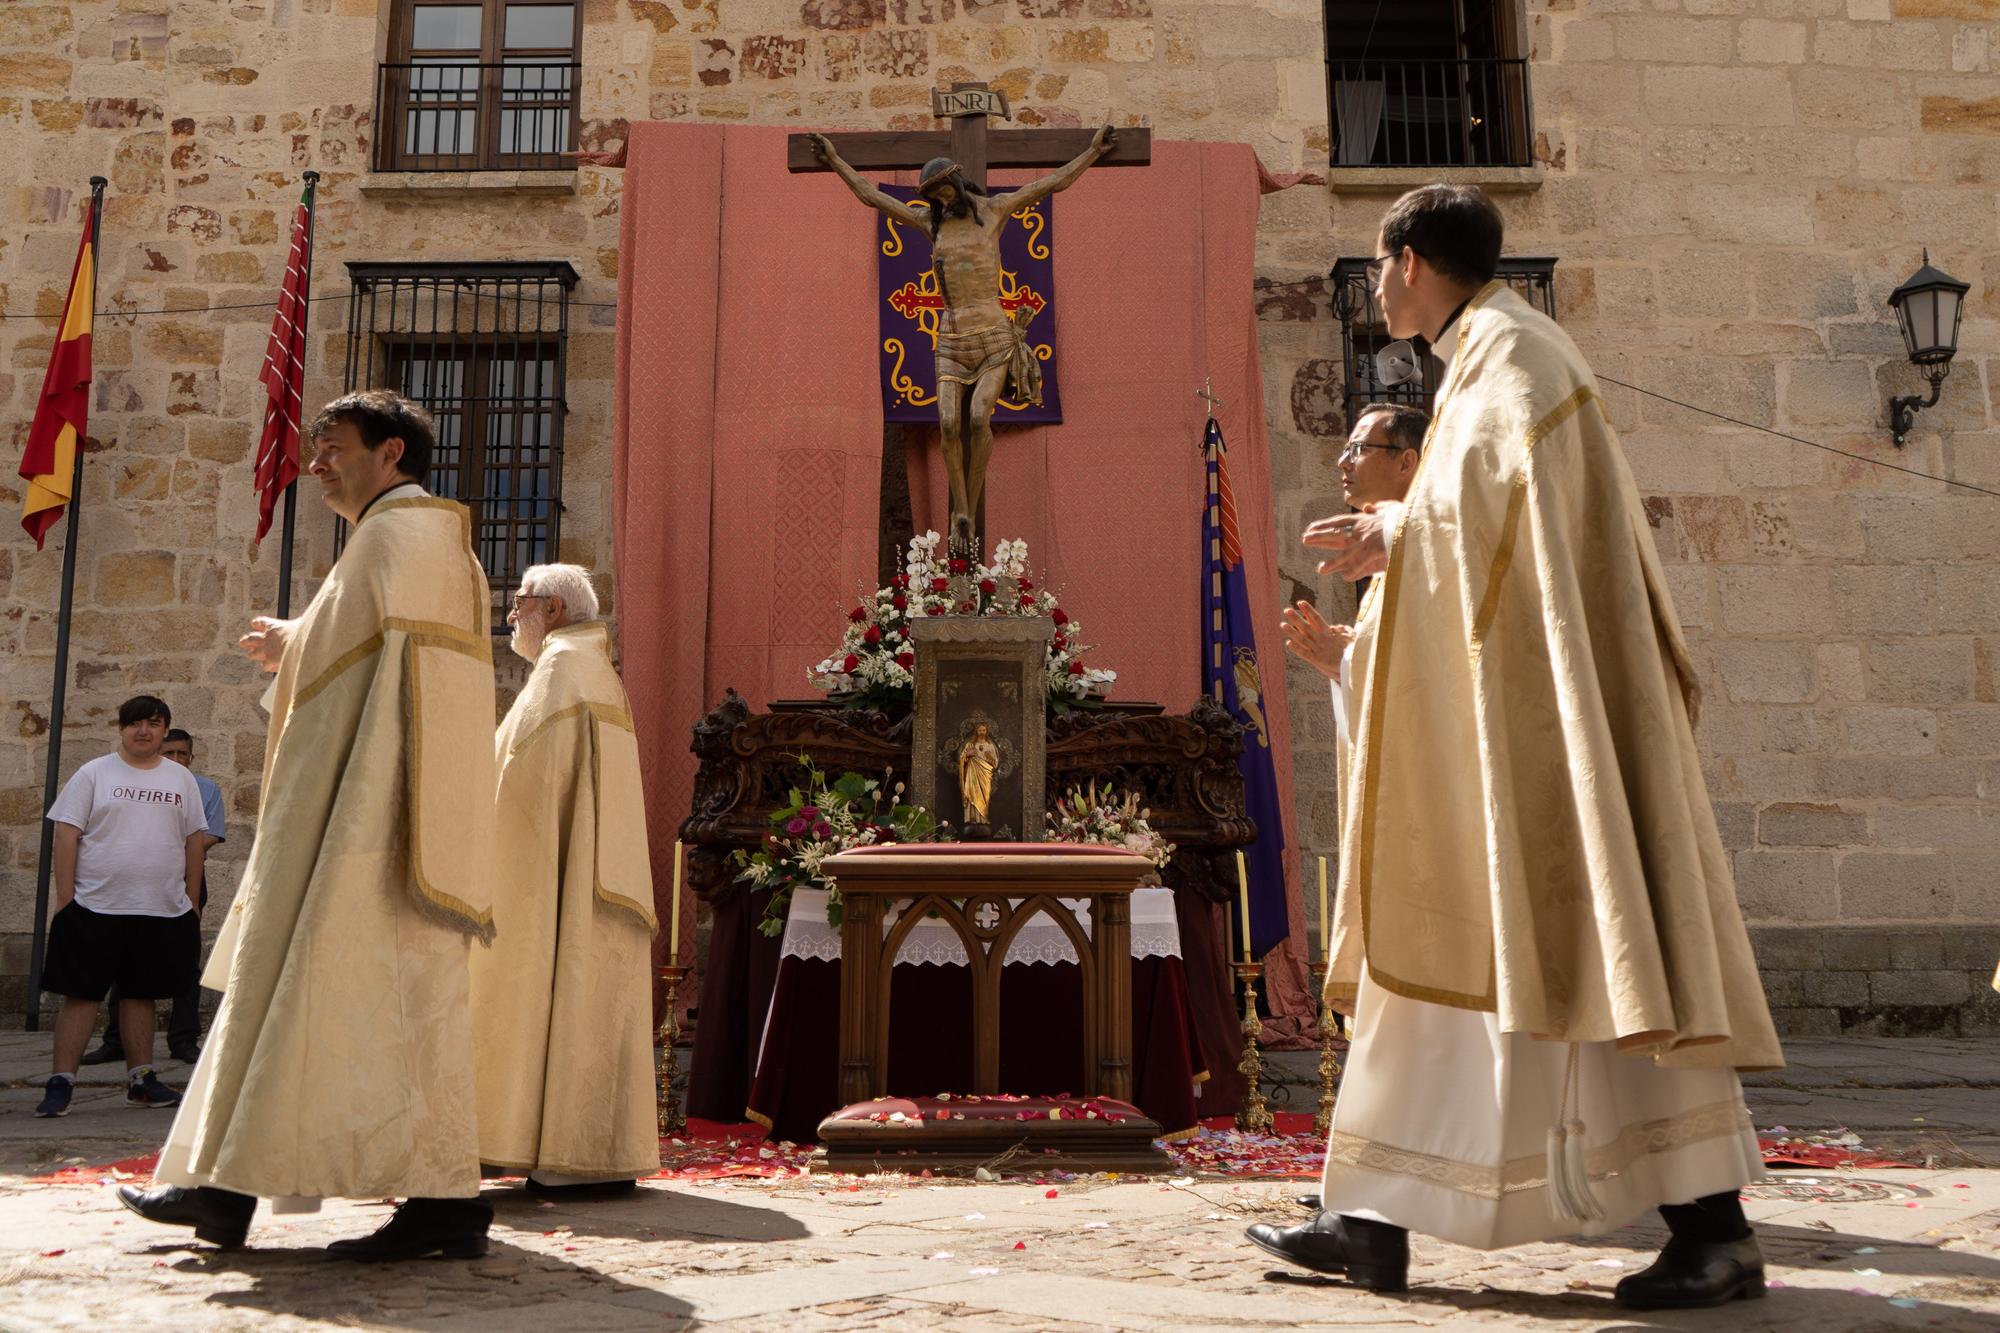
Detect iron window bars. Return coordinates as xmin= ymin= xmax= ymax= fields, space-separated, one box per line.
xmin=340 ymin=261 xmax=578 ymax=610
xmin=1329 ymin=257 xmax=1556 ymax=425
xmin=1325 ymin=58 xmax=1534 ymax=169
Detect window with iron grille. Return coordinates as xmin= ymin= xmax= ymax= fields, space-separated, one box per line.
xmin=1329 ymin=257 xmax=1555 ymax=425
xmin=1324 ymin=1 xmax=1533 ymax=168
xmin=377 ymin=0 xmax=580 ymax=171
xmin=341 ymin=261 xmax=577 ymax=609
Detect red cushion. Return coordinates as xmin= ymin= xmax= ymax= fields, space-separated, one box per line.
xmin=838 ymin=842 xmax=1139 ymax=858
xmin=821 ymin=1093 xmax=1144 ymax=1126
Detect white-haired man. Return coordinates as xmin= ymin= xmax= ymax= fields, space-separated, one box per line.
xmin=471 ymin=564 xmax=659 ymax=1195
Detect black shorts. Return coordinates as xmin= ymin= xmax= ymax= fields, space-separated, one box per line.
xmin=40 ymin=903 xmax=199 ymax=1002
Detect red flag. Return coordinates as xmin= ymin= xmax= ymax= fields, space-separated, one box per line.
xmin=253 ymin=184 xmax=313 ymax=543
xmin=18 ymin=219 xmax=94 ymax=549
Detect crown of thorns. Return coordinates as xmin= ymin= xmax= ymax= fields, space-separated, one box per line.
xmin=917 ymin=157 xmax=980 ymax=197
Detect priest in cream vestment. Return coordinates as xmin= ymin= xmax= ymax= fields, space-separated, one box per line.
xmin=122 ymin=391 xmax=499 ymax=1262
xmin=473 ymin=563 xmax=660 ymax=1194
xmin=1249 ymin=187 xmax=1782 ymax=1313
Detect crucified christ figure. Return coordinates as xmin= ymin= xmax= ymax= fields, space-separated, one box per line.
xmin=811 ymin=124 xmax=1117 ymax=551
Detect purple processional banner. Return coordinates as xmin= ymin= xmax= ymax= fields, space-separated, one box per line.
xmin=876 ymin=185 xmax=1063 ymax=425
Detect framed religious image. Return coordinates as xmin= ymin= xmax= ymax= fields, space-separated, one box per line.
xmin=909 ymin=617 xmax=1052 ymax=841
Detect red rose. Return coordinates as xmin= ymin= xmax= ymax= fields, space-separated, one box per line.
xmin=1018 ymin=593 xmax=1034 ymax=608
xmin=927 ymin=605 xmax=943 ymax=615
xmin=930 ymin=576 xmax=950 ymax=593
xmin=863 ymin=625 xmax=883 ymax=644
xmin=842 ymin=653 xmax=860 ymax=672
xmin=958 ymin=601 xmax=975 ymax=614
xmin=1052 ymin=608 xmax=1069 ymax=626
xmin=895 ymin=651 xmax=914 ymax=668
xmin=891 ymin=593 xmax=908 ymax=610
xmin=1068 ymin=660 xmax=1086 ymax=676
xmin=979 ymin=578 xmax=995 ymax=595
xmin=892 ymin=573 xmax=910 ymax=589
xmin=949 ymin=558 xmax=969 ymax=574
xmin=849 ymin=606 xmax=868 ymax=623
xmin=1052 ymin=633 xmax=1068 ymax=650
xmin=1019 ymin=578 xmax=1034 ymax=591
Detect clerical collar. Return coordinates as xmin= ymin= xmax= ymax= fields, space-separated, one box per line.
xmin=354 ymin=480 xmax=426 ymax=525
xmin=1427 ymin=294 xmax=1474 ymax=368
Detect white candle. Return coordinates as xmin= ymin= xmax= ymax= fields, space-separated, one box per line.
xmin=670 ymin=839 xmax=684 ymax=961
xmin=1235 ymin=849 xmax=1252 ymax=964
xmin=1318 ymin=855 xmax=1329 ymax=964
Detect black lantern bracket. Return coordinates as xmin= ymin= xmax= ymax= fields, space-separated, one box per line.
xmin=1890 ymin=365 xmax=1949 ymax=447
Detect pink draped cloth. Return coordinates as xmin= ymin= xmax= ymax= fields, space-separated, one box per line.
xmin=614 ymin=125 xmax=1313 ymax=1037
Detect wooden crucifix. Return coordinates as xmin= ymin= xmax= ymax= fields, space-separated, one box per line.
xmin=790 ymin=82 xmax=1152 ymax=554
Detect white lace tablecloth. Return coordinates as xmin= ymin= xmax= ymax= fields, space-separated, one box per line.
xmin=778 ymin=886 xmax=1182 ymax=967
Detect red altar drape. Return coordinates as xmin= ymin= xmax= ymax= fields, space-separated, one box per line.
xmin=613 ymin=124 xmax=1313 ymax=1042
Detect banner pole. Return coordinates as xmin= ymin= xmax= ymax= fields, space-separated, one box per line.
xmin=274 ymin=170 xmax=318 ymax=620
xmin=25 ymin=176 xmax=107 ymax=1033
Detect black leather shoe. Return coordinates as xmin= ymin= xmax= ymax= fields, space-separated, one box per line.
xmin=524 ymin=1177 xmax=638 ymax=1201
xmin=1245 ymin=1211 xmax=1409 ymax=1291
xmin=1615 ymin=1235 xmax=1766 ymax=1309
xmin=169 ymin=1042 xmax=201 ymax=1063
xmin=117 ymin=1184 xmax=255 ymax=1249
xmin=327 ymin=1198 xmax=493 ymax=1262
xmin=1295 ymin=1193 xmax=1321 ymax=1210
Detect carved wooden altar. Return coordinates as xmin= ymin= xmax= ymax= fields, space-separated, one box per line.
xmin=680 ymin=691 xmax=1257 ymax=1125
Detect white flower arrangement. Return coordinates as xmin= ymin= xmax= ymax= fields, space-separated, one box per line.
xmin=1047 ymin=780 xmax=1175 ymax=870
xmin=809 ymin=532 xmax=1117 ymax=711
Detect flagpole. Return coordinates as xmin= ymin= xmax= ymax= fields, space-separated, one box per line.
xmin=25 ymin=176 xmax=106 ymax=1033
xmin=274 ymin=170 xmax=317 ymax=620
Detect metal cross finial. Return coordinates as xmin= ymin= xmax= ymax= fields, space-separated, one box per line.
xmin=1196 ymin=377 xmax=1224 ymax=416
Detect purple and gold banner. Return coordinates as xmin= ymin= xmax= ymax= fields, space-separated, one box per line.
xmin=876 ymin=186 xmax=1063 ymax=425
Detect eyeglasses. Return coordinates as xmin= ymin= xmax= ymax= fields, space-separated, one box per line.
xmin=1362 ymin=249 xmax=1403 ymax=286
xmin=1337 ymin=441 xmax=1408 ymax=464
xmin=509 ymin=593 xmax=549 ymax=611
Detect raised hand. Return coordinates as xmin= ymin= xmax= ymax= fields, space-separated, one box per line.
xmin=1303 ymin=501 xmax=1402 ymax=582
xmin=1092 ymin=123 xmax=1118 ymax=154
xmin=240 ymin=615 xmax=295 ymax=673
xmin=1281 ymin=600 xmax=1354 ymax=682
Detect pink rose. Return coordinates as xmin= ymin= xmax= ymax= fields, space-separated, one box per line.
xmin=785 ymin=817 xmax=810 ymax=835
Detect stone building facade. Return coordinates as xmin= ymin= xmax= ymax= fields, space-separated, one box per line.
xmin=1 ymin=0 xmax=1996 ymax=1032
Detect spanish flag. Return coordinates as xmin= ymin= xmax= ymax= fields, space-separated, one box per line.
xmin=18 ymin=219 xmax=94 ymax=549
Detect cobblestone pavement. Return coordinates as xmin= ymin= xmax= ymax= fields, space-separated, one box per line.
xmin=2 ymin=1032 xmax=1997 ymax=1331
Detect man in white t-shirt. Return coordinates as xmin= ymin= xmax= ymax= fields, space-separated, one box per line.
xmin=35 ymin=695 xmax=210 ymax=1118
xmin=83 ymin=726 xmax=227 ymax=1066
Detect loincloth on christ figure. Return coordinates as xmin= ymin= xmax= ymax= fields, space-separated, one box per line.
xmin=934 ymin=316 xmax=1044 ymax=407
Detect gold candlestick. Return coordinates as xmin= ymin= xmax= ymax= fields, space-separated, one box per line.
xmin=1313 ymin=1000 xmax=1343 ymax=1140
xmin=1232 ymin=960 xmax=1274 ymax=1134
xmin=656 ymin=963 xmax=689 ymax=1137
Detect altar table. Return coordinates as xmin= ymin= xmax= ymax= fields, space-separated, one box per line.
xmin=746 ymin=886 xmax=1204 ymax=1143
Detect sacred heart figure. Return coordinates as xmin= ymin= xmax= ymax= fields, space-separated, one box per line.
xmin=957 ymin=721 xmax=1000 ymax=834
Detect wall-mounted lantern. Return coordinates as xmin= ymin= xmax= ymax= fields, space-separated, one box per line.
xmin=1887 ymin=251 xmax=1971 ymax=446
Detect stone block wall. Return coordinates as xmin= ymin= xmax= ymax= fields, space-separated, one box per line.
xmin=2 ymin=0 xmax=1998 ymax=1026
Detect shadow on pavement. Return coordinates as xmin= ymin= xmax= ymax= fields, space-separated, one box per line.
xmin=484 ymin=1178 xmax=813 ymax=1244
xmin=161 ymin=1239 xmax=694 ymax=1329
